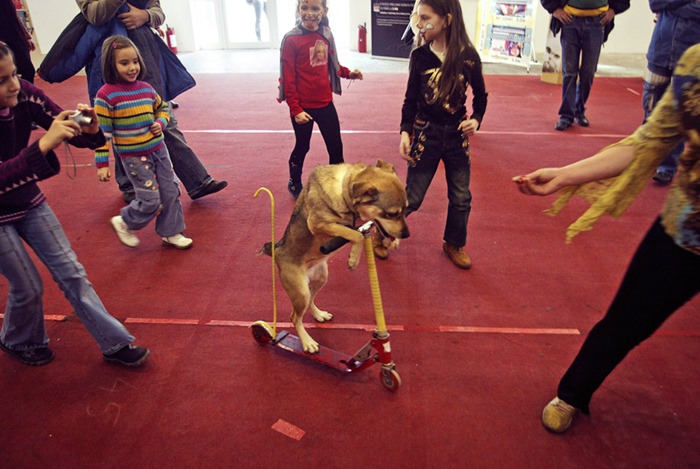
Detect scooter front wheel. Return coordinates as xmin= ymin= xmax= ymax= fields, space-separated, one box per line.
xmin=251 ymin=321 xmax=274 ymax=345
xmin=380 ymin=368 xmax=401 ymax=392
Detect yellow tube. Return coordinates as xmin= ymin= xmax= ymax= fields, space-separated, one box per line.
xmin=363 ymin=235 xmax=387 ymax=333
xmin=254 ymin=187 xmax=277 ymax=337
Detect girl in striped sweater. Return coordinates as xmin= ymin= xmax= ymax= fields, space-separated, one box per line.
xmin=95 ymin=35 xmax=191 ymax=249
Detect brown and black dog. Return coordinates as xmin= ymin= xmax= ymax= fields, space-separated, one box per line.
xmin=261 ymin=160 xmax=410 ymax=353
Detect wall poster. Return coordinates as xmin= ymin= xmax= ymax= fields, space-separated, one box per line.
xmin=370 ymin=1 xmax=414 ymax=59
xmin=475 ymin=0 xmax=537 ymax=70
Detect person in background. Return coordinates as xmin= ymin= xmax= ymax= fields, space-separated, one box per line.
xmin=387 ymin=0 xmax=487 ymax=270
xmin=0 ymin=41 xmax=149 ymax=367
xmin=95 ymin=35 xmax=192 ymax=250
xmin=513 ymin=43 xmax=700 ymax=433
xmin=0 ymin=0 xmax=35 ymax=84
xmin=77 ymin=0 xmax=228 ymax=202
xmin=278 ymin=0 xmax=363 ymax=199
xmin=541 ymin=0 xmax=630 ymax=131
xmin=642 ymin=0 xmax=700 ymax=186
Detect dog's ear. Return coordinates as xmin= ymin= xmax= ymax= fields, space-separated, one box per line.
xmin=375 ymin=159 xmax=396 ymax=174
xmin=351 ymin=181 xmax=379 ymax=204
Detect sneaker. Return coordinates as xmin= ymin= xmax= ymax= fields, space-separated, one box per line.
xmin=191 ymin=179 xmax=228 ymax=200
xmin=652 ymin=169 xmax=674 ymax=186
xmin=287 ymin=179 xmax=302 ymax=199
xmin=372 ymin=231 xmax=389 ymax=260
xmin=554 ymin=118 xmax=572 ymax=131
xmin=575 ymin=115 xmax=590 ymax=127
xmin=0 ymin=340 xmax=55 ymax=366
xmin=162 ymin=233 xmax=193 ymax=249
xmin=111 ymin=216 xmax=140 ymax=247
xmin=442 ymin=242 xmax=472 ymax=269
xmin=542 ymin=397 xmax=577 ymax=433
xmin=103 ymin=344 xmax=150 ymax=367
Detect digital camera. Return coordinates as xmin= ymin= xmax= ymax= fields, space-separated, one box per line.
xmin=69 ymin=111 xmax=93 ymax=127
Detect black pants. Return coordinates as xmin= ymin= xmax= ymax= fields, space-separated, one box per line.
xmin=289 ymin=102 xmax=343 ymax=168
xmin=558 ymin=218 xmax=700 ymax=413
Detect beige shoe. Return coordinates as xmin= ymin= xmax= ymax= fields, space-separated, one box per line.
xmin=110 ymin=216 xmax=140 ymax=247
xmin=372 ymin=231 xmax=389 ymax=260
xmin=162 ymin=234 xmax=193 ymax=250
xmin=542 ymin=397 xmax=577 ymax=433
xmin=442 ymin=242 xmax=471 ymax=269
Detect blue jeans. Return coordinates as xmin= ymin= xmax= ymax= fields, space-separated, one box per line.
xmin=642 ymin=77 xmax=684 ymax=174
xmin=405 ymin=119 xmax=472 ymax=247
xmin=114 ymin=103 xmax=213 ymax=199
xmin=120 ymin=146 xmax=186 ymax=237
xmin=0 ymin=203 xmax=133 ymax=353
xmin=558 ymin=16 xmax=604 ymax=122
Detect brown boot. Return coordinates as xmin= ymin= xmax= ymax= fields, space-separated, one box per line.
xmin=372 ymin=231 xmax=389 ymax=260
xmin=442 ymin=242 xmax=471 ymax=269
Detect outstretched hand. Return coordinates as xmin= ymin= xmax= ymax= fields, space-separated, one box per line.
xmin=512 ymin=168 xmax=563 ymax=196
xmin=348 ymin=69 xmax=363 ymax=80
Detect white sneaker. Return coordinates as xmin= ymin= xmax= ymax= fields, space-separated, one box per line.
xmin=162 ymin=234 xmax=193 ymax=250
xmin=110 ymin=216 xmax=140 ymax=247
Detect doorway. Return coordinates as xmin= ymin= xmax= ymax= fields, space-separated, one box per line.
xmin=192 ymin=0 xmax=281 ymax=50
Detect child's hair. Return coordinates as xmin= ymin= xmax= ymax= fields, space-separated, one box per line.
xmin=0 ymin=41 xmax=14 ymax=61
xmin=101 ymin=35 xmax=147 ymax=84
xmin=296 ymin=0 xmax=327 ymax=11
xmin=419 ymin=0 xmax=476 ymax=105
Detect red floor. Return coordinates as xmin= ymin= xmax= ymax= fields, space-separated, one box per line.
xmin=1 ymin=73 xmax=698 ymax=467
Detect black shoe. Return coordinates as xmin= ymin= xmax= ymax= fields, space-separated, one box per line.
xmin=191 ymin=180 xmax=228 ymax=200
xmin=288 ymin=179 xmax=302 ymax=199
xmin=122 ymin=191 xmax=135 ymax=204
xmin=554 ymin=118 xmax=572 ymax=131
xmin=103 ymin=345 xmax=150 ymax=367
xmin=170 ymin=101 xmax=179 ymax=109
xmin=575 ymin=115 xmax=590 ymax=127
xmin=31 ymin=122 xmax=40 ymax=131
xmin=652 ymin=169 xmax=675 ymax=186
xmin=0 ymin=340 xmax=55 ymax=366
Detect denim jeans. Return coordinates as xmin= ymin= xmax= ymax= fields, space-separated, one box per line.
xmin=0 ymin=202 xmax=133 ymax=354
xmin=120 ymin=146 xmax=186 ymax=237
xmin=114 ymin=103 xmax=213 ymax=199
xmin=642 ymin=77 xmax=684 ymax=174
xmin=558 ymin=16 xmax=604 ymax=122
xmin=289 ymin=102 xmax=344 ymax=168
xmin=557 ymin=219 xmax=700 ymax=414
xmin=405 ymin=119 xmax=472 ymax=247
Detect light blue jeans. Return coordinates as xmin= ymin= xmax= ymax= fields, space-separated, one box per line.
xmin=558 ymin=16 xmax=605 ymax=122
xmin=114 ymin=103 xmax=214 ymax=199
xmin=0 ymin=202 xmax=133 ymax=353
xmin=120 ymin=146 xmax=186 ymax=237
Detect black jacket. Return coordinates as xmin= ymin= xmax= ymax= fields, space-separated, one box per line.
xmin=541 ymin=0 xmax=630 ymax=42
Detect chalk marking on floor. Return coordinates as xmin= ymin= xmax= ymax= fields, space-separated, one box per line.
xmin=181 ymin=129 xmax=629 ymax=138
xmin=271 ymin=419 xmax=305 ymax=441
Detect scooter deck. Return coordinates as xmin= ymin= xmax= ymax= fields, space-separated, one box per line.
xmin=272 ymin=331 xmax=360 ymax=373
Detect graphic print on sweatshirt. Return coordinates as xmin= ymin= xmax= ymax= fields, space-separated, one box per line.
xmin=310 ymin=40 xmax=328 ymax=67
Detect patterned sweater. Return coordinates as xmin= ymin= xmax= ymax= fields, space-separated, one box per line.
xmin=93 ymin=80 xmax=169 ymax=168
xmin=0 ymin=80 xmax=105 ymax=225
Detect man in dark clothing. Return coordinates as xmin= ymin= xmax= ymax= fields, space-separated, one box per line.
xmin=540 ymin=0 xmax=630 ymax=131
xmin=0 ymin=0 xmax=36 ymax=83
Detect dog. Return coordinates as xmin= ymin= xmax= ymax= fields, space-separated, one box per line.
xmin=261 ymin=160 xmax=410 ymax=353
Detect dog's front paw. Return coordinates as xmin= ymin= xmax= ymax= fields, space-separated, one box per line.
xmin=348 ymin=244 xmax=362 ymax=270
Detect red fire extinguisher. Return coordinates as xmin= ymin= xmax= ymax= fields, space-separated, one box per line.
xmin=166 ymin=25 xmax=178 ymax=54
xmin=358 ymin=23 xmax=367 ymax=53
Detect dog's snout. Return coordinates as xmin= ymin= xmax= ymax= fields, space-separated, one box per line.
xmin=401 ymin=225 xmax=410 ymax=239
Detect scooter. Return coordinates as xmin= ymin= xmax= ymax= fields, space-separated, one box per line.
xmin=251 ymin=188 xmax=401 ymax=392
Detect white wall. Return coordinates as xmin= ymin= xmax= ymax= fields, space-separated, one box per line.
xmin=27 ymin=0 xmax=656 ymax=56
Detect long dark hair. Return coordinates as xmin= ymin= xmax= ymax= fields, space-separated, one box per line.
xmin=419 ymin=0 xmax=476 ymax=105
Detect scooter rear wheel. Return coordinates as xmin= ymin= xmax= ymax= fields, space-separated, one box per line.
xmin=380 ymin=368 xmax=401 ymax=392
xmin=251 ymin=321 xmax=274 ymax=345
